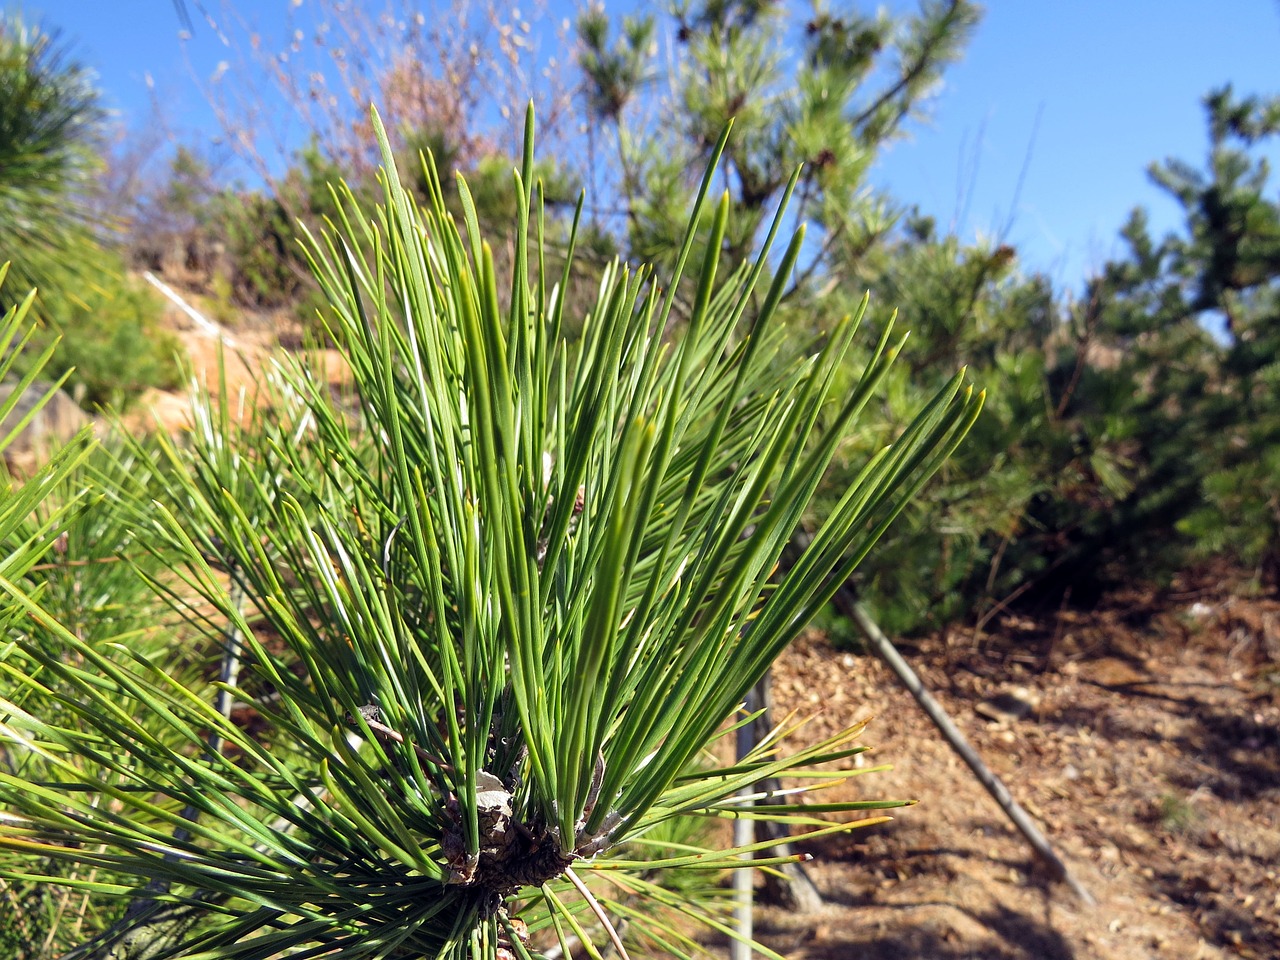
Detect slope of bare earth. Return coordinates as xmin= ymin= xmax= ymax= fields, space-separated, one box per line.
xmin=120 ymin=293 xmax=353 ymax=435
xmin=758 ymin=574 xmax=1279 ymax=959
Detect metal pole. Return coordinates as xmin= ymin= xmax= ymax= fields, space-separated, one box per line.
xmin=730 ymin=689 xmax=757 ymax=960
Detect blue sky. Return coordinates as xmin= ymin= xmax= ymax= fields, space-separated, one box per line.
xmin=13 ymin=1 xmax=1280 ymax=290
xmin=883 ymin=2 xmax=1280 ymax=287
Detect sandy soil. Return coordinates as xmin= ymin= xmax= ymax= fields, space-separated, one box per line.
xmin=756 ymin=575 xmax=1280 ymax=959
xmin=122 ymin=293 xmax=352 ymax=436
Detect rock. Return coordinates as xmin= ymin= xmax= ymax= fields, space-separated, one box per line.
xmin=1081 ymin=657 xmax=1148 ymax=687
xmin=122 ymin=388 xmax=192 ymax=434
xmin=0 ymin=380 xmax=92 ymax=469
xmin=975 ymin=685 xmax=1040 ymax=723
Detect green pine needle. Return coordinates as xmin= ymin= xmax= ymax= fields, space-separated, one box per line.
xmin=0 ymin=103 xmax=981 ymax=959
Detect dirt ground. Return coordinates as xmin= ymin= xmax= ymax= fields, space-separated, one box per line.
xmin=757 ymin=574 xmax=1280 ymax=959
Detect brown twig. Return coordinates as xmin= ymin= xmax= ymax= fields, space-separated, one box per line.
xmin=351 ymin=710 xmax=457 ymax=775
xmin=565 ymin=865 xmax=632 ymax=960
xmin=1055 ymin=284 xmax=1102 ymax=420
xmin=28 ymin=557 xmax=125 ymax=572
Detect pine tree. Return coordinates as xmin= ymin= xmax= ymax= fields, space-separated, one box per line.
xmin=0 ymin=107 xmax=982 ymax=959
xmin=575 ymin=0 xmax=980 ymax=271
xmin=0 ymin=13 xmax=177 ymax=407
xmin=1053 ymin=87 xmax=1280 ymax=590
xmin=574 ymin=1 xmax=1010 ymax=636
xmin=809 ymin=216 xmax=1086 ymax=633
